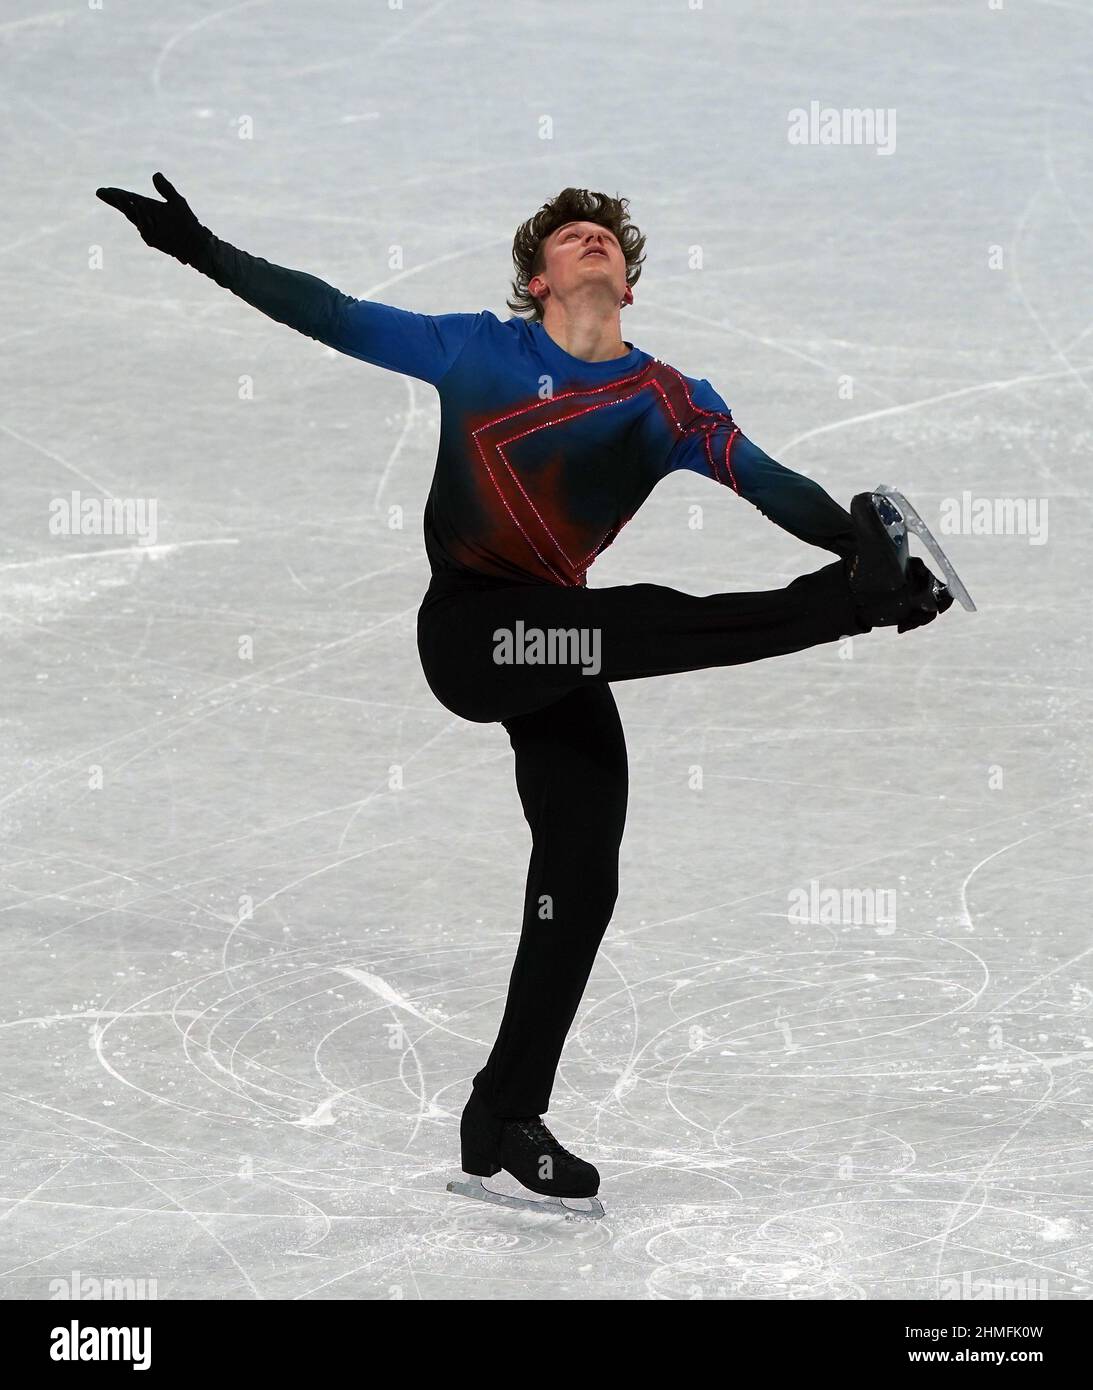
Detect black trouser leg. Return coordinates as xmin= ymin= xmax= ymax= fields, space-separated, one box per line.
xmin=418 ymin=558 xmax=864 ymax=723
xmin=471 ymin=683 xmax=628 ymax=1116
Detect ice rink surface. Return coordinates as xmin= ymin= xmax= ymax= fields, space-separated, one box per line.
xmin=2 ymin=0 xmax=1092 ymax=1299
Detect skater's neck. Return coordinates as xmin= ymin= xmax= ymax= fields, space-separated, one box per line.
xmin=539 ymin=299 xmax=630 ymax=364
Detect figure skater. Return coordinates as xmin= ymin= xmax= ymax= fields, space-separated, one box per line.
xmin=96 ymin=174 xmax=953 ymax=1216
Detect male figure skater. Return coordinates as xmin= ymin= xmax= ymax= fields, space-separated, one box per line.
xmin=97 ymin=175 xmax=952 ymax=1215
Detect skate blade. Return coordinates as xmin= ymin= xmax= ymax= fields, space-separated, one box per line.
xmin=874 ymin=484 xmax=977 ymax=612
xmin=446 ymin=1175 xmax=605 ymax=1222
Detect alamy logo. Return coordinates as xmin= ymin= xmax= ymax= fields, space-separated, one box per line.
xmin=939 ymin=492 xmax=1048 ymax=544
xmin=48 ymin=490 xmax=158 ymax=545
xmin=50 ymin=1322 xmax=151 ymax=1370
xmin=49 ymin=1269 xmax=158 ymax=1300
xmin=938 ymin=1274 xmax=1049 ymax=1300
xmin=788 ymin=101 xmax=896 ymax=155
xmin=788 ymin=879 xmax=896 ymax=932
xmin=493 ymin=622 xmax=601 ymax=676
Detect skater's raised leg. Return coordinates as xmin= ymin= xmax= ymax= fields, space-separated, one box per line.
xmin=418 ymin=556 xmax=869 ymax=725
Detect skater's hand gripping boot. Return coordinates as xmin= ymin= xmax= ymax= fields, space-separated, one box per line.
xmin=96 ymin=172 xmax=212 ymax=270
xmin=894 ymin=557 xmax=953 ymax=632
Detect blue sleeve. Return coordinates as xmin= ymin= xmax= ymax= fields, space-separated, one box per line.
xmin=191 ymin=234 xmax=482 ymax=386
xmin=328 ymin=298 xmax=484 ymax=383
xmin=668 ymin=378 xmax=857 ymax=558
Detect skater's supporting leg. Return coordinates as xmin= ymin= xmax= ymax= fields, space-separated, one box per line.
xmin=471 ymin=682 xmax=628 ymax=1117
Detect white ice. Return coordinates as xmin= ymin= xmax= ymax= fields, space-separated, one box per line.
xmin=1 ymin=0 xmax=1091 ymax=1300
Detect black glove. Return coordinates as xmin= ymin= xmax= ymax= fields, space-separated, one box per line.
xmin=896 ymin=557 xmax=953 ymax=633
xmin=96 ymin=172 xmax=212 ymax=269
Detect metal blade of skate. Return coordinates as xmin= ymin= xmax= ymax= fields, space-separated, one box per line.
xmin=874 ymin=484 xmax=977 ymax=611
xmin=446 ymin=1175 xmax=605 ymax=1222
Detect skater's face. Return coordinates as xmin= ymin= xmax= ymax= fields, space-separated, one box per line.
xmin=530 ymin=221 xmax=633 ymax=313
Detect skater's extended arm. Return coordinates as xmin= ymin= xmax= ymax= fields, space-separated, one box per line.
xmin=188 ymin=234 xmax=481 ymax=383
xmin=96 ymin=173 xmax=481 ymax=385
xmin=669 ymin=378 xmax=856 ymax=558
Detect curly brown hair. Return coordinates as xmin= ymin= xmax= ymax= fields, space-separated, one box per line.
xmin=506 ymin=187 xmax=647 ymax=322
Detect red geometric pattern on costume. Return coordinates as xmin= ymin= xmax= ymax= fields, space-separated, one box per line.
xmin=468 ymin=361 xmax=739 ymax=585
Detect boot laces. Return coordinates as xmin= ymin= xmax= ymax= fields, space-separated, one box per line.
xmin=511 ymin=1116 xmax=573 ymax=1159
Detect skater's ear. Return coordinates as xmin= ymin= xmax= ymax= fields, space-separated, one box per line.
xmin=621 ymin=286 xmax=634 ymax=307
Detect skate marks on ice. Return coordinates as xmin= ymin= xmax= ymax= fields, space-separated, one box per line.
xmin=554 ymin=954 xmax=1092 ymax=1297
xmin=427 ymin=805 xmax=1093 ymax=1296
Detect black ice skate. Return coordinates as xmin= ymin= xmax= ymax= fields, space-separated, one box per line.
xmin=848 ymin=487 xmax=975 ymax=630
xmin=446 ymin=1089 xmax=604 ymax=1221
xmin=873 ymin=484 xmax=976 ymax=611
